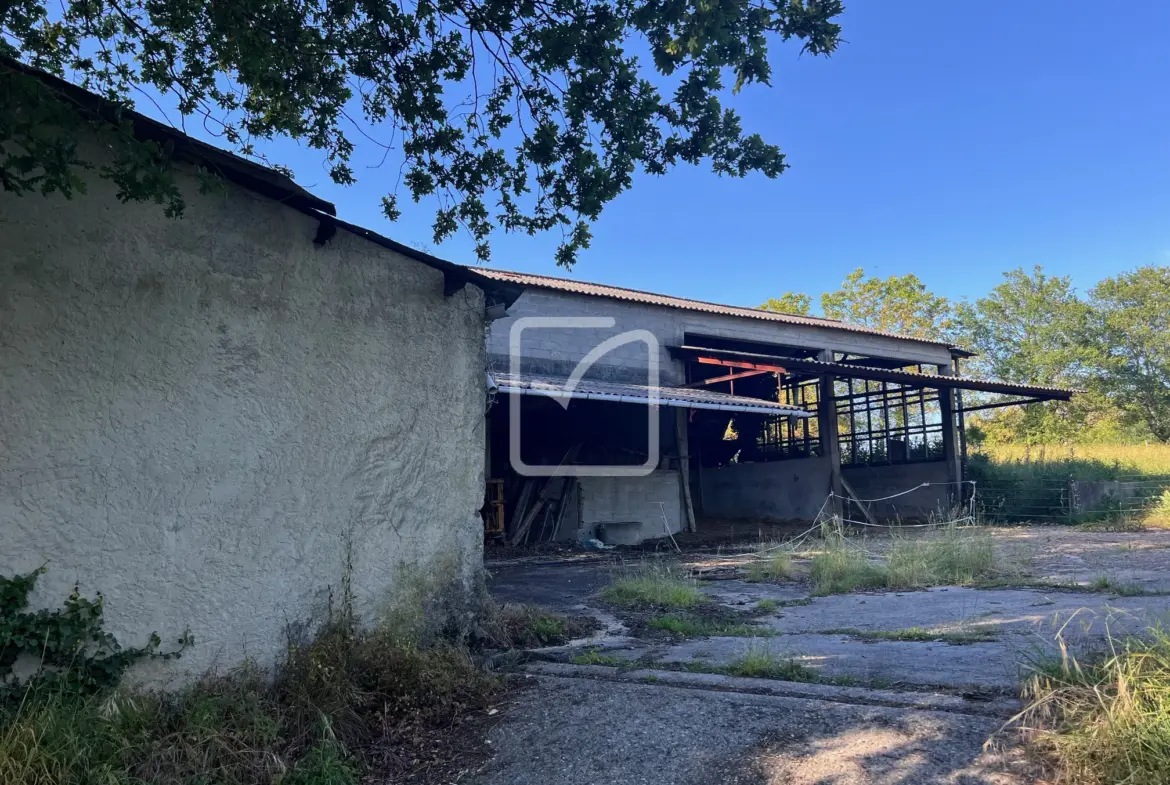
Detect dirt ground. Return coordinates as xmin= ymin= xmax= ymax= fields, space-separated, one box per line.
xmin=475 ymin=526 xmax=1170 ymax=784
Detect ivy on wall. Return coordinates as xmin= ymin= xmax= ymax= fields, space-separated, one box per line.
xmin=1 ymin=567 xmax=191 ymax=701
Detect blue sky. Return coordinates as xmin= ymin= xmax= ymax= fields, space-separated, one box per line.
xmin=189 ymin=1 xmax=1170 ymax=309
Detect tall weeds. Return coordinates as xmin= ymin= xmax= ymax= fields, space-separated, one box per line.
xmin=0 ymin=617 xmax=501 ymax=785
xmin=810 ymin=524 xmax=995 ymax=595
xmin=1014 ymin=627 xmax=1170 ymax=784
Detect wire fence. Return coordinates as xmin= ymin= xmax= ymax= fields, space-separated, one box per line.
xmin=975 ymin=474 xmax=1170 ymax=525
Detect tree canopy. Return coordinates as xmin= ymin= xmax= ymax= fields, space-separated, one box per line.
xmin=0 ymin=0 xmax=843 ymax=266
xmin=760 ymin=268 xmax=952 ymax=340
xmin=761 ymin=264 xmax=1170 ymax=444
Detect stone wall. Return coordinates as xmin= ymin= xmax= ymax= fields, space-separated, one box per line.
xmin=1 ymin=156 xmax=488 ymax=685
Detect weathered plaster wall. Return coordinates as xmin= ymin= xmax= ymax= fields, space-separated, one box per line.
xmin=700 ymin=457 xmax=833 ymax=521
xmin=841 ymin=462 xmax=953 ymax=520
xmin=1 ymin=162 xmax=487 ymax=685
xmin=579 ymin=471 xmax=682 ymax=545
xmin=486 ymin=288 xmax=954 ymax=385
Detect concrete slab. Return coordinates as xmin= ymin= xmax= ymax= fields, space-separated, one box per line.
xmin=524 ymin=662 xmax=1021 ymax=717
xmin=749 ymin=585 xmax=1170 ymax=641
xmin=656 ymin=635 xmax=1022 ymax=690
xmin=473 ymin=673 xmax=1029 ymax=785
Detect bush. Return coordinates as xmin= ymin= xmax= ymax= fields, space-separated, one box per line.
xmin=1016 ymin=628 xmax=1170 ymax=784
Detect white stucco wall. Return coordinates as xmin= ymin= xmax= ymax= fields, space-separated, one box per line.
xmin=1 ymin=159 xmax=487 ymax=684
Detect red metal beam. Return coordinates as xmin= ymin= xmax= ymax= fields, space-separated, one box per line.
xmin=695 ymin=356 xmax=787 ymax=374
xmin=683 ymin=369 xmax=770 ymax=388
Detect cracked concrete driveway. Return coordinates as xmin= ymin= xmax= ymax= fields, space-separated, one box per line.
xmin=477 ymin=529 xmax=1170 ymax=784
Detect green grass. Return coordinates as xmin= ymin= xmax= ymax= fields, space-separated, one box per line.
xmin=600 ymin=567 xmax=706 ymax=608
xmin=1015 ymin=627 xmax=1170 ymax=784
xmin=809 ymin=543 xmax=889 ymax=595
xmin=720 ymin=643 xmax=819 ymax=682
xmin=969 ymin=444 xmax=1170 ymax=525
xmin=819 ymin=626 xmax=997 ymax=644
xmin=1087 ymin=576 xmax=1149 ymax=596
xmin=569 ymin=649 xmax=628 ymax=667
xmin=754 ymin=599 xmax=779 ymax=614
xmin=809 ymin=525 xmax=997 ymax=595
xmin=744 ymin=551 xmax=794 ymax=583
xmin=645 ymin=614 xmax=777 ymax=638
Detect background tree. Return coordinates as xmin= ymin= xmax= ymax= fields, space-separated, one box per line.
xmin=953 ymin=266 xmax=1089 ymax=385
xmin=820 ymin=268 xmax=952 ymax=340
xmin=1085 ymin=266 xmax=1170 ymax=442
xmin=760 ymin=268 xmax=953 ymax=339
xmin=759 ymin=291 xmax=812 ymax=315
xmin=0 ymin=0 xmax=844 ymax=266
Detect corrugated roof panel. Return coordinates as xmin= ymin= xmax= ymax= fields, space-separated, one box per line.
xmin=492 ymin=373 xmax=813 ymax=416
xmin=475 ymin=268 xmax=959 ymax=350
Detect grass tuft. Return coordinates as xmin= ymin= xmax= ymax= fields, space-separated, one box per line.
xmin=1015 ymin=627 xmax=1170 ymax=785
xmin=744 ymin=551 xmax=794 ymax=583
xmin=809 ymin=525 xmax=996 ymax=595
xmin=645 ymin=614 xmax=777 ymax=638
xmin=569 ymin=649 xmax=627 ymax=667
xmin=820 ymin=626 xmax=997 ymax=644
xmin=482 ymin=603 xmax=596 ymax=648
xmin=721 ymin=643 xmax=819 ymax=682
xmin=600 ymin=566 xmax=705 ymax=608
xmin=809 ymin=541 xmax=888 ymax=595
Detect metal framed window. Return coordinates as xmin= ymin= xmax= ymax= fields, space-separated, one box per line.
xmin=835 ymin=374 xmax=944 ymax=466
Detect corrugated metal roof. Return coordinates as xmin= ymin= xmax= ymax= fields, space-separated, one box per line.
xmin=669 ymin=346 xmax=1081 ymax=399
xmin=492 ymin=373 xmax=813 ymax=416
xmin=475 ymin=268 xmax=958 ymax=349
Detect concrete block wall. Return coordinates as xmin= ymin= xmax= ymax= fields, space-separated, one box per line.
xmin=841 ymin=462 xmax=954 ymax=520
xmin=579 ymin=471 xmax=683 ymax=545
xmin=699 ymin=457 xmax=833 ymax=521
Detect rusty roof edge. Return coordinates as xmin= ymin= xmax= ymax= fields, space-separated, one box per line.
xmin=668 ymin=345 xmax=1082 ymax=397
xmin=473 ymin=267 xmax=964 ymax=351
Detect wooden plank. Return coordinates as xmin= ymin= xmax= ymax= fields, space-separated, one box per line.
xmin=675 ymin=408 xmax=697 ymax=533
xmin=840 ymin=475 xmax=877 ymax=526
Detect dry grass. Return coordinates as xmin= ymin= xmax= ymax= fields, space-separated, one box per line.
xmin=1015 ymin=627 xmax=1170 ymax=784
xmin=981 ymin=443 xmax=1170 ymax=475
xmin=744 ymin=551 xmax=795 ymax=583
xmin=482 ymin=603 xmax=596 ymax=648
xmin=809 ymin=525 xmax=996 ymax=595
xmin=0 ymin=620 xmax=502 ymax=785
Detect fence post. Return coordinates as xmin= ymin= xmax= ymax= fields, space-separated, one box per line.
xmin=1067 ymin=476 xmax=1075 ymax=525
